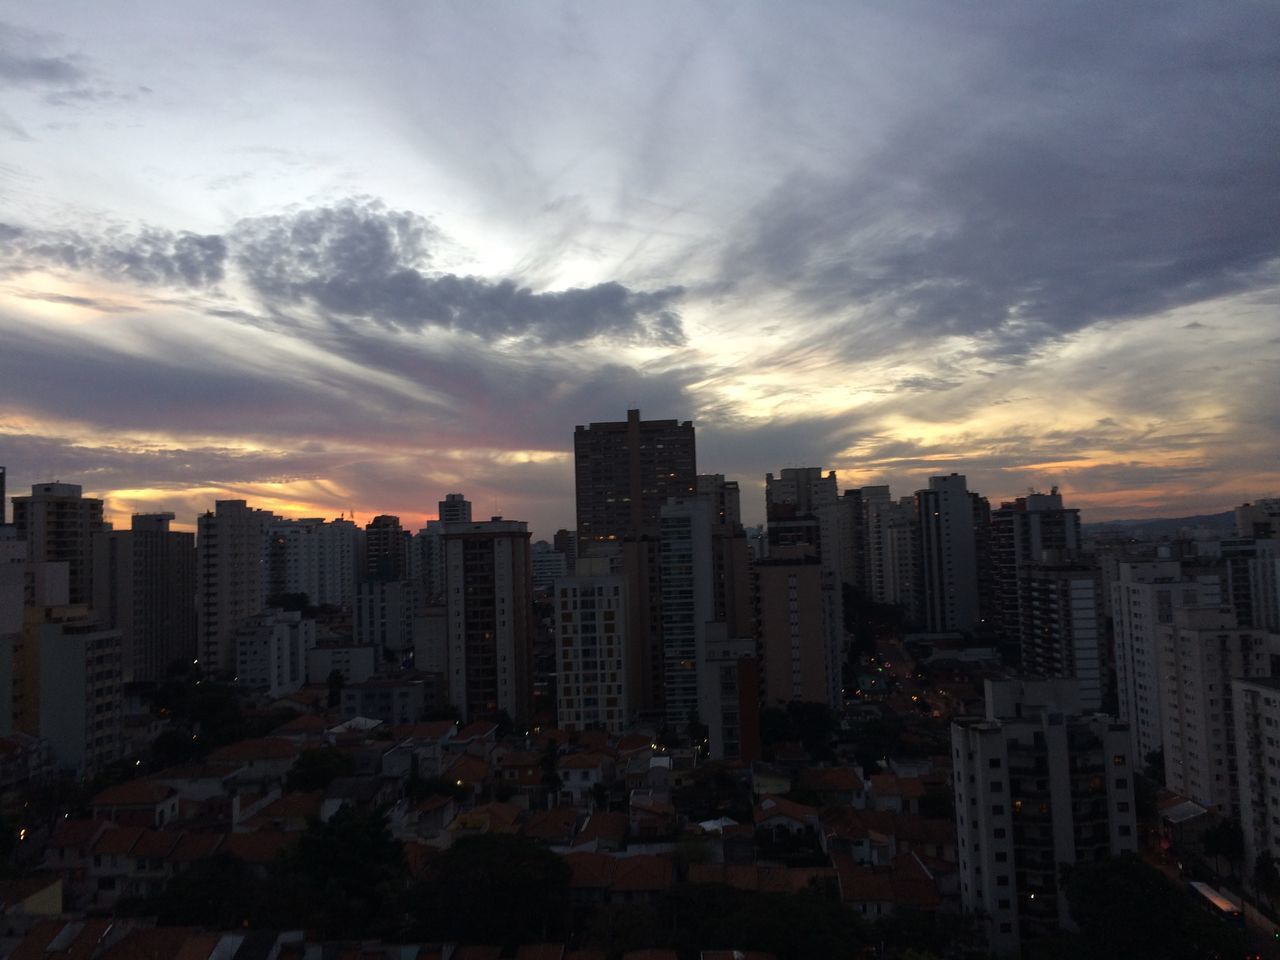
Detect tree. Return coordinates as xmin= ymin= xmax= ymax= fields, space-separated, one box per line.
xmin=285 ymin=747 xmax=356 ymax=792
xmin=1256 ymin=850 xmax=1280 ymax=912
xmin=1202 ymin=818 xmax=1244 ymax=879
xmin=411 ymin=833 xmax=570 ymax=948
xmin=273 ymin=806 xmax=410 ymax=940
xmin=1063 ymin=853 xmax=1245 ymax=960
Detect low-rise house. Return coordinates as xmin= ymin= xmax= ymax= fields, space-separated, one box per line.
xmin=521 ymin=807 xmax=579 ymax=849
xmin=753 ymin=797 xmax=819 ymax=840
xmin=91 ymin=781 xmax=180 ymax=828
xmin=558 ymin=752 xmax=616 ymax=807
xmin=749 ymin=762 xmax=791 ymax=799
xmin=572 ymin=811 xmax=628 ymax=853
xmin=797 ymin=766 xmax=867 ymax=808
xmin=206 ymin=738 xmax=300 ymax=792
xmin=833 ymin=850 xmax=942 ymax=919
xmin=868 ymin=773 xmax=926 ymax=815
xmin=628 ymin=790 xmax=675 ymax=840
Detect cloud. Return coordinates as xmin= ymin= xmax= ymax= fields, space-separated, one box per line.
xmin=0 ymin=22 xmax=85 ymax=88
xmin=0 ymin=222 xmax=226 ymax=287
xmin=716 ymin=2 xmax=1280 ymax=360
xmin=231 ymin=199 xmax=686 ymax=346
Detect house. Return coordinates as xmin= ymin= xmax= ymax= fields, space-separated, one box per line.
xmin=752 ymin=797 xmax=819 ymax=840
xmin=558 ymin=752 xmax=616 ymax=807
xmin=797 ymin=766 xmax=867 ymax=808
xmin=520 ymin=807 xmax=579 ymax=848
xmin=91 ymin=781 xmax=180 ymax=828
xmin=628 ymin=790 xmax=675 ymax=840
xmin=572 ymin=811 xmax=628 ymax=853
xmin=868 ymin=773 xmax=926 ymax=815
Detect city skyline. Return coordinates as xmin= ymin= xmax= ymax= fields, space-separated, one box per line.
xmin=1 ymin=3 xmax=1278 ymax=536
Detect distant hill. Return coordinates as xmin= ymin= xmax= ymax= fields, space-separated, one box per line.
xmin=1083 ymin=510 xmax=1235 ymax=538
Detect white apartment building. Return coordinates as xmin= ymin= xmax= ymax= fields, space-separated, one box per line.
xmin=197 ymin=500 xmax=276 ymax=675
xmin=38 ymin=609 xmax=123 ymax=777
xmin=267 ymin=517 xmax=360 ymax=609
xmin=1111 ymin=559 xmax=1221 ymax=762
xmin=953 ymin=679 xmax=1137 ymax=958
xmin=1160 ymin=607 xmax=1271 ymax=814
xmin=555 ymin=569 xmax=629 ymax=734
xmin=234 ymin=609 xmax=317 ymax=698
xmin=1232 ymin=676 xmax=1280 ymax=874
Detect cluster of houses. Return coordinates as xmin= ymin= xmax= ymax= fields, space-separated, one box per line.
xmin=0 ymin=689 xmax=963 ymax=959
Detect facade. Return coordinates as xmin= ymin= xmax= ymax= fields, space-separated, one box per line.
xmin=573 ymin=408 xmax=696 ymax=545
xmin=35 ymin=606 xmax=123 ymax=777
xmin=699 ymin=626 xmax=760 ymax=762
xmin=1111 ymin=559 xmax=1222 ymax=762
xmin=916 ymin=474 xmax=979 ymax=633
xmin=555 ymin=571 xmax=629 ymax=734
xmin=266 ymin=517 xmax=360 ymax=608
xmin=438 ymin=493 xmax=472 ymax=524
xmin=109 ymin=513 xmax=196 ymax=682
xmin=12 ymin=483 xmax=107 ymax=611
xmin=234 ymin=609 xmax=317 ymax=698
xmin=755 ymin=556 xmax=833 ymax=707
xmin=658 ymin=498 xmax=715 ymax=728
xmin=443 ymin=518 xmax=533 ymax=721
xmin=1018 ymin=559 xmax=1103 ymax=710
xmin=355 ymin=578 xmax=413 ymax=654
xmin=1233 ymin=676 xmax=1280 ymax=874
xmin=990 ymin=490 xmax=1082 ymax=646
xmin=1159 ymin=607 xmax=1271 ymax=814
xmin=197 ymin=500 xmax=275 ymax=675
xmin=365 ymin=515 xmax=410 ymax=582
xmin=952 ymin=680 xmax=1137 ymax=957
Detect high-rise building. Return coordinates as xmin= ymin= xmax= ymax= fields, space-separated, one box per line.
xmin=12 ymin=482 xmax=107 ymax=611
xmin=438 ymin=493 xmax=473 ymax=525
xmin=1236 ymin=499 xmax=1280 ymax=540
xmin=109 ymin=513 xmax=196 ymax=682
xmin=197 ymin=500 xmax=275 ymax=675
xmin=755 ymin=555 xmax=834 ymax=707
xmin=1017 ymin=558 xmax=1103 ymax=710
xmin=574 ymin=409 xmax=696 ymax=545
xmin=365 ymin=515 xmax=410 ymax=582
xmin=952 ymin=679 xmax=1137 ymax=957
xmin=990 ymin=491 xmax=1083 ymax=641
xmin=267 ymin=517 xmax=360 ymax=608
xmin=1111 ymin=559 xmax=1222 ymax=762
xmin=1232 ymin=676 xmax=1280 ymax=875
xmin=699 ymin=625 xmax=760 ymax=762
xmin=36 ymin=607 xmax=123 ymax=777
xmin=1160 ymin=607 xmax=1271 ymax=815
xmin=916 ymin=474 xmax=979 ymax=633
xmin=234 ymin=609 xmax=316 ymax=698
xmin=555 ymin=563 xmax=629 ymax=734
xmin=659 ymin=497 xmax=716 ymax=728
xmin=443 ymin=518 xmax=533 ymax=721
xmin=0 ymin=465 xmax=6 ymax=525
xmin=765 ymin=467 xmax=845 ymax=690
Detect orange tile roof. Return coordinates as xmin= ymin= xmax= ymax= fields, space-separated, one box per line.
xmin=130 ymin=830 xmax=182 ymax=858
xmin=753 ymin=796 xmax=818 ymax=825
xmin=564 ymin=851 xmax=617 ymax=889
xmin=573 ymin=811 xmax=628 ymax=846
xmin=254 ymin=790 xmax=324 ymax=820
xmin=207 ymin=737 xmax=299 ymax=764
xmin=799 ymin=766 xmax=863 ymax=792
xmin=169 ymin=831 xmax=224 ymax=862
xmin=612 ymin=854 xmax=673 ymax=892
xmin=221 ymin=829 xmax=296 ymax=864
xmin=92 ymin=780 xmax=177 ymax=808
xmin=621 ymin=951 xmax=678 ymax=960
xmin=446 ymin=754 xmax=491 ymax=785
xmin=48 ymin=818 xmax=113 ymax=849
xmin=456 ymin=721 xmax=498 ymax=740
xmin=521 ymin=806 xmax=579 ymax=843
xmin=560 ymin=752 xmax=611 ymax=770
xmin=564 ymin=952 xmax=607 ymax=960
xmin=450 ymin=802 xmax=522 ymax=834
xmin=515 ymin=946 xmax=566 ymax=960
xmin=453 ymin=947 xmax=502 ymax=960
xmin=274 ymin=713 xmax=330 ymax=734
xmin=702 ymin=953 xmax=777 ymax=960
xmin=92 ymin=826 xmax=145 ymax=856
xmin=869 ymin=773 xmax=927 ymax=799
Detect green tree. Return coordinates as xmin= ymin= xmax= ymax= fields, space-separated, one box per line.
xmin=411 ymin=833 xmax=571 ymax=948
xmin=273 ymin=806 xmax=410 ymax=939
xmin=1063 ymin=853 xmax=1245 ymax=960
xmin=1203 ymin=818 xmax=1245 ymax=879
xmin=1256 ymin=850 xmax=1280 ymax=912
xmin=285 ymin=747 xmax=356 ymax=792
xmin=327 ymin=668 xmax=345 ymax=708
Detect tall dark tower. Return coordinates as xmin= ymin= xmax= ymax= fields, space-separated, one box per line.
xmin=573 ymin=408 xmax=696 ymax=545
xmin=0 ymin=465 xmax=6 ymax=525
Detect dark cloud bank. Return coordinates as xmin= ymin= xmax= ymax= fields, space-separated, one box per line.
xmin=0 ymin=198 xmax=686 ymax=348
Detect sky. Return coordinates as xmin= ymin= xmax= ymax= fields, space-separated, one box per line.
xmin=1 ymin=1 xmax=1278 ymax=539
